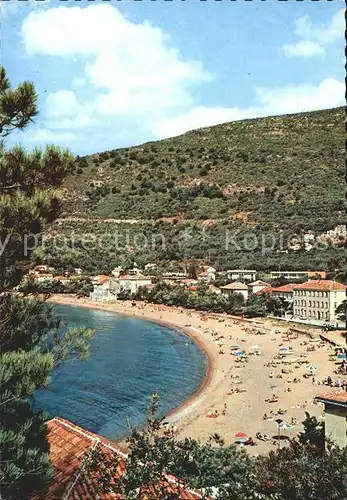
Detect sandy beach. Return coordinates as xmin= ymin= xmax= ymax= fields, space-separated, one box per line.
xmin=49 ymin=294 xmax=346 ymax=455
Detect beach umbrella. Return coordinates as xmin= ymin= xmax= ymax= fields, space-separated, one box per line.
xmin=230 ymin=345 xmax=241 ymax=350
xmin=336 ymin=353 xmax=346 ymax=360
xmin=251 ymin=344 xmax=260 ymax=350
xmin=279 ymin=346 xmax=289 ymax=351
xmin=234 ymin=437 xmax=248 ymax=444
xmin=235 ymin=432 xmax=248 ymax=438
xmin=279 ymin=422 xmax=294 ymax=430
xmin=235 ymin=351 xmax=245 ymax=357
xmin=307 ymin=365 xmax=317 ymax=373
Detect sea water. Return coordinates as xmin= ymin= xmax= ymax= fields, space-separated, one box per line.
xmin=33 ymin=305 xmax=207 ymax=440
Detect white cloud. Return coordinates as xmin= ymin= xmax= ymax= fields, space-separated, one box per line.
xmin=295 ymin=9 xmax=344 ymax=45
xmin=45 ymin=90 xmax=98 ymax=130
xmin=24 ymin=127 xmax=78 ymax=144
xmin=282 ymin=8 xmax=343 ymax=58
xmin=45 ymin=90 xmax=78 ymax=118
xmin=153 ymin=78 xmax=344 ymax=138
xmin=71 ymin=77 xmax=86 ymax=89
xmin=21 ymin=4 xmax=207 ymax=117
xmin=282 ymin=41 xmax=325 ymax=58
xmin=19 ymin=4 xmax=344 ymax=152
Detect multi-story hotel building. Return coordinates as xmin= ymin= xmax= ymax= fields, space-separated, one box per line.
xmin=293 ymin=280 xmax=346 ymax=322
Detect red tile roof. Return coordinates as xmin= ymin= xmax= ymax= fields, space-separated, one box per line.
xmin=30 ymin=418 xmax=204 ymax=500
xmin=255 ymin=286 xmax=273 ymax=295
xmin=293 ymin=280 xmax=346 ymax=291
xmin=272 ymin=283 xmax=296 ymax=293
xmin=315 ymin=391 xmax=347 ymax=406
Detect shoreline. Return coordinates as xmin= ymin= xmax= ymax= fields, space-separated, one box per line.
xmin=48 ymin=294 xmax=217 ymax=426
xmin=47 ymin=294 xmax=343 ymax=454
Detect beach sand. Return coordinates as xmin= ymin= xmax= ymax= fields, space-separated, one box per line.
xmin=49 ymin=295 xmax=346 ymax=455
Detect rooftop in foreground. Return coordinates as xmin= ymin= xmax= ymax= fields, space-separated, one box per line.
xmin=30 ymin=417 xmax=204 ymax=499
xmin=315 ymin=391 xmax=347 ymax=407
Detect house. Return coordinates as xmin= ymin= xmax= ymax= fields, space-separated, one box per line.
xmin=314 ymin=391 xmax=347 ymax=448
xmin=118 ymin=274 xmax=152 ymax=295
xmin=226 ymin=269 xmax=256 ymax=282
xmin=30 ymin=417 xmax=204 ymax=499
xmin=270 ymin=270 xmax=326 ymax=281
xmin=89 ymin=276 xmax=119 ymax=301
xmin=220 ymin=281 xmax=248 ymax=300
xmin=73 ymin=268 xmax=83 ymax=275
xmin=248 ymin=280 xmax=270 ymax=295
xmin=197 ymin=266 xmax=216 ymax=283
xmin=271 ymin=283 xmax=296 ymax=303
xmin=292 ymin=280 xmax=347 ymax=322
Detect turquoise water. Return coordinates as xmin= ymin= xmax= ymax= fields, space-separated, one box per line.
xmin=33 ymin=305 xmax=207 ymax=440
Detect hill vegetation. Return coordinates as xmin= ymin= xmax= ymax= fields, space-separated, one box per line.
xmin=66 ymin=107 xmax=344 ymax=228
xmin=41 ymin=107 xmax=345 ymax=273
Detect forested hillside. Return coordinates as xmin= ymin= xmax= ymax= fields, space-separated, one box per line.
xmin=65 ymin=107 xmax=344 ymax=230
xmin=39 ymin=107 xmax=345 ymax=273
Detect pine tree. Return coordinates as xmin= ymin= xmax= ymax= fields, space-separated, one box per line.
xmin=0 ymin=67 xmax=93 ymax=499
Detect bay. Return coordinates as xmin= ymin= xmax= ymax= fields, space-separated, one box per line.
xmin=33 ymin=305 xmax=207 ymax=440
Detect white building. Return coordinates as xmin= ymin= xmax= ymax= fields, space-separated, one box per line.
xmin=248 ymin=280 xmax=270 ymax=295
xmin=89 ymin=276 xmax=120 ymax=302
xmin=220 ymin=281 xmax=248 ymax=300
xmin=293 ymin=280 xmax=346 ymax=322
xmin=118 ymin=274 xmax=152 ymax=295
xmin=226 ymin=270 xmax=256 ymax=282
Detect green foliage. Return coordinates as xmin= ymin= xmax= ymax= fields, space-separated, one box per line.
xmin=84 ymin=396 xmax=347 ymax=500
xmin=18 ymin=276 xmax=94 ymax=297
xmin=255 ymin=440 xmax=347 ymax=500
xmin=298 ymin=412 xmax=325 ymax=449
xmin=48 ymin=107 xmax=344 ymax=272
xmin=134 ymin=282 xmax=245 ymax=315
xmin=0 ymin=296 xmax=94 ymax=499
xmin=61 ymin=107 xmax=344 ymax=235
xmin=38 ymin=218 xmax=345 ymax=276
xmin=0 ymin=66 xmax=38 ymax=136
xmin=0 ymin=66 xmax=93 ymax=499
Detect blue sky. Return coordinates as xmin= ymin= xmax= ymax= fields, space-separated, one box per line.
xmin=1 ymin=0 xmax=344 ymax=155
